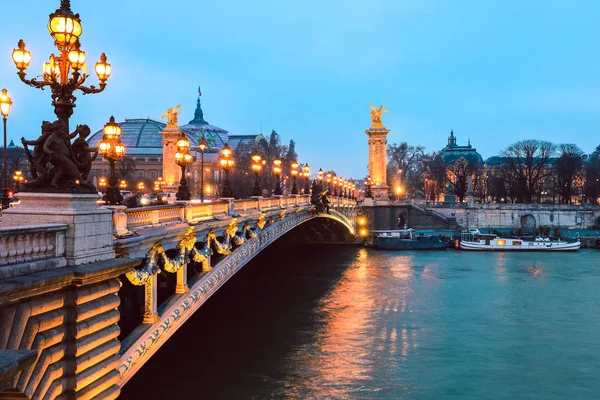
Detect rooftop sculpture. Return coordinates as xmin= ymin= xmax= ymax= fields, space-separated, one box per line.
xmin=368 ymin=105 xmax=389 ymax=128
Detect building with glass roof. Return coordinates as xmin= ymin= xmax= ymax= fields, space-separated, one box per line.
xmin=439 ymin=130 xmax=484 ymax=166
xmin=88 ymin=92 xmax=267 ymax=196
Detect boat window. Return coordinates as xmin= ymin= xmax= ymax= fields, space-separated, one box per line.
xmin=497 ymin=240 xmax=506 ymax=246
xmin=513 ymin=241 xmax=521 ymax=246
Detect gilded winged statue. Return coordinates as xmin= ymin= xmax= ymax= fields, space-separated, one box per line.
xmin=368 ymin=104 xmax=389 ymax=126
xmin=162 ymin=105 xmax=181 ymax=125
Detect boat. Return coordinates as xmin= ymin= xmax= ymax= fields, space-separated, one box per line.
xmin=372 ymin=229 xmax=447 ymax=250
xmin=459 ymin=232 xmax=581 ymax=251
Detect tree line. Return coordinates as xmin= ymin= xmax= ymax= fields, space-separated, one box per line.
xmin=387 ymin=140 xmax=600 ymax=204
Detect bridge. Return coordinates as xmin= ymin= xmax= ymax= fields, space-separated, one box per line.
xmin=0 ymin=194 xmax=358 ymax=400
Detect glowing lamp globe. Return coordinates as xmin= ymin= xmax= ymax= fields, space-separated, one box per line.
xmin=12 ymin=40 xmax=32 ymax=71
xmin=48 ymin=6 xmax=82 ymax=46
xmin=95 ymin=54 xmax=112 ymax=81
xmin=0 ymin=89 xmax=13 ymax=117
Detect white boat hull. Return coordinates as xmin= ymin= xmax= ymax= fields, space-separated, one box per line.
xmin=460 ymin=241 xmax=581 ymax=251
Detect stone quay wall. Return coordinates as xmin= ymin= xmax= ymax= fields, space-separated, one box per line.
xmin=427 ymin=203 xmax=600 ymax=230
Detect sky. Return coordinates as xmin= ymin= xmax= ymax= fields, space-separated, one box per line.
xmin=1 ymin=0 xmax=599 ymax=178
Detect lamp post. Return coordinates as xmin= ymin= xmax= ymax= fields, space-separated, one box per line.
xmin=365 ymin=175 xmax=373 ymax=198
xmin=11 ymin=1 xmax=111 ymax=131
xmin=136 ymin=181 xmax=145 ymax=194
xmin=13 ymin=170 xmax=24 ymax=192
xmin=98 ymin=176 xmax=107 ymax=192
xmin=1 ymin=89 xmax=13 ymax=209
xmin=291 ymin=160 xmax=299 ymax=195
xmin=303 ymin=163 xmax=310 ymax=194
xmin=251 ymin=153 xmax=262 ymax=197
xmin=98 ymin=116 xmax=124 ymax=205
xmin=198 ymin=134 xmax=207 ymax=202
xmin=318 ymin=168 xmax=324 ymax=192
xmin=153 ymin=177 xmax=163 ymax=193
xmin=119 ymin=180 xmax=127 ymax=190
xmin=174 ymin=132 xmax=192 ymax=201
xmin=273 ymin=157 xmax=282 ymax=196
xmin=332 ymin=176 xmax=338 ymax=196
xmin=326 ymin=172 xmax=332 ymax=191
xmin=219 ymin=143 xmax=234 ymax=198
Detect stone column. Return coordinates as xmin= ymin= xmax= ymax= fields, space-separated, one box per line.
xmin=143 ymin=274 xmax=159 ymax=324
xmin=160 ymin=124 xmax=183 ymax=193
xmin=365 ymin=126 xmax=391 ymax=203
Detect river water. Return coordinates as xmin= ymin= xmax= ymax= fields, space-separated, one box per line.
xmin=120 ymin=245 xmax=600 ymax=400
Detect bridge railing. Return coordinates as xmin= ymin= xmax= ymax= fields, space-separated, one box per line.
xmin=0 ymin=224 xmax=67 ymax=274
xmin=109 ymin=195 xmax=357 ymax=236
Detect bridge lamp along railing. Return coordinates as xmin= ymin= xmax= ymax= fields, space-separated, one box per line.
xmin=98 ymin=116 xmax=124 ymax=205
xmin=1 ymin=88 xmax=13 ymax=209
xmin=11 ymin=0 xmax=112 ymax=131
xmin=318 ymin=168 xmax=324 ymax=191
xmin=273 ymin=157 xmax=283 ymax=196
xmin=198 ymin=134 xmax=207 ymax=202
xmin=219 ymin=143 xmax=234 ymax=198
xmin=119 ymin=180 xmax=127 ymax=189
xmin=332 ymin=176 xmax=338 ymax=196
xmin=302 ymin=163 xmax=310 ymax=194
xmin=251 ymin=152 xmax=262 ymax=197
xmin=174 ymin=132 xmax=193 ymax=201
xmin=13 ymin=170 xmax=24 ymax=191
xmin=290 ymin=160 xmax=299 ymax=195
xmin=326 ymin=172 xmax=332 ymax=191
xmin=153 ymin=176 xmax=164 ymax=193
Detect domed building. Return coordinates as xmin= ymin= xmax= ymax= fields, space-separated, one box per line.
xmin=88 ymin=90 xmax=267 ymax=196
xmin=439 ymin=130 xmax=484 ymax=166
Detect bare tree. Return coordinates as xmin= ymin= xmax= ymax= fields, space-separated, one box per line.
xmin=387 ymin=142 xmax=426 ymax=197
xmin=500 ymin=140 xmax=556 ymax=203
xmin=553 ymin=143 xmax=584 ymax=204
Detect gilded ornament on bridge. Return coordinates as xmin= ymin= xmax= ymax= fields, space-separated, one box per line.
xmin=368 ymin=104 xmax=389 ymax=128
xmin=279 ymin=210 xmax=287 ymax=220
xmin=256 ymin=214 xmax=267 ymax=230
xmin=162 ymin=105 xmax=181 ymax=127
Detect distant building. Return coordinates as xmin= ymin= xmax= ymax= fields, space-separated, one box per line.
xmin=439 ymin=130 xmax=483 ymax=166
xmin=88 ymin=92 xmax=267 ymax=196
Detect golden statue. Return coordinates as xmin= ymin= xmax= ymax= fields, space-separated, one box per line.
xmin=368 ymin=105 xmax=389 ymax=127
xmin=162 ymin=105 xmax=181 ymax=126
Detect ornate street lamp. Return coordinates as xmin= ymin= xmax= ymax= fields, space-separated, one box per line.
xmin=98 ymin=116 xmax=124 ymax=205
xmin=1 ymin=89 xmax=13 ymax=209
xmin=12 ymin=0 xmax=112 ymax=130
xmin=219 ymin=143 xmax=234 ymax=198
xmin=326 ymin=172 xmax=332 ymax=191
xmin=174 ymin=132 xmax=192 ymax=200
xmin=198 ymin=133 xmax=207 ymax=202
xmin=273 ymin=157 xmax=282 ymax=196
xmin=291 ymin=160 xmax=299 ymax=195
xmin=119 ymin=180 xmax=127 ymax=190
xmin=98 ymin=176 xmax=107 ymax=193
xmin=318 ymin=168 xmax=324 ymax=192
xmin=332 ymin=176 xmax=338 ymax=197
xmin=13 ymin=171 xmax=24 ymax=192
xmin=153 ymin=176 xmax=163 ymax=193
xmin=303 ymin=163 xmax=310 ymax=194
xmin=137 ymin=181 xmax=145 ymax=194
xmin=251 ymin=152 xmax=262 ymax=197
xmin=365 ymin=175 xmax=373 ymax=198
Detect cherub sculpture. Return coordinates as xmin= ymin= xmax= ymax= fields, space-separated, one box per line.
xmin=368 ymin=105 xmax=389 ymax=126
xmin=162 ymin=105 xmax=181 ymax=126
xmin=71 ymin=124 xmax=98 ymax=181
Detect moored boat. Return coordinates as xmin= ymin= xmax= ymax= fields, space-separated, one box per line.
xmin=373 ymin=229 xmax=447 ymax=250
xmin=460 ymin=232 xmax=580 ymax=251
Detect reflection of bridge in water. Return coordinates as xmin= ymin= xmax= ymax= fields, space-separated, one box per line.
xmin=0 ymin=194 xmax=357 ymax=399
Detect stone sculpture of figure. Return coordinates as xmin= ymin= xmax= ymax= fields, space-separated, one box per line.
xmin=319 ymin=190 xmax=331 ymax=214
xmin=71 ymin=124 xmax=98 ymax=181
xmin=368 ymin=104 xmax=389 ymax=126
xmin=21 ymin=121 xmax=53 ymax=180
xmin=43 ymin=120 xmax=92 ymax=189
xmin=162 ymin=105 xmax=181 ymax=126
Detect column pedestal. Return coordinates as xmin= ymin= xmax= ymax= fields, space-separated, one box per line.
xmin=1 ymin=193 xmax=115 ymax=266
xmin=365 ymin=125 xmax=391 ymax=203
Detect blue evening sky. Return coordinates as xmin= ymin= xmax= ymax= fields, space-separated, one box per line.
xmin=1 ymin=0 xmax=599 ymax=178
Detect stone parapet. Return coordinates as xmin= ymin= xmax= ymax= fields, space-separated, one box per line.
xmin=1 ymin=193 xmax=115 ymax=266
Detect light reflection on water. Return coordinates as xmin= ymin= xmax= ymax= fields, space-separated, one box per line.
xmin=121 ymin=247 xmax=600 ymax=400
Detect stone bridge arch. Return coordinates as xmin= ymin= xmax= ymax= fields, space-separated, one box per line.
xmin=117 ymin=206 xmax=356 ymax=387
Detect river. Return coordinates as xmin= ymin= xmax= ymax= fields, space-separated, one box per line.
xmin=120 ymin=244 xmax=600 ymax=400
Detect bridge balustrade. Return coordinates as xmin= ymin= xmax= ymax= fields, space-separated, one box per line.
xmin=0 ymin=224 xmax=67 ymax=274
